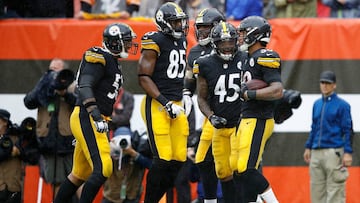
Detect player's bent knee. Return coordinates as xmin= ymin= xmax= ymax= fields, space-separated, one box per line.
xmin=241 ymin=169 xmax=269 ymax=194
xmin=215 ymin=165 xmax=233 ymax=179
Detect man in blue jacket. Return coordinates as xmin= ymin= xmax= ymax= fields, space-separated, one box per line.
xmin=303 ymin=70 xmax=353 ymax=203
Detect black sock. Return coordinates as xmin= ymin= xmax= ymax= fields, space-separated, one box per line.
xmin=233 ymin=173 xmax=245 ymax=203
xmin=197 ymin=161 xmax=218 ymax=199
xmin=221 ymin=179 xmax=237 ymax=203
xmin=144 ymin=159 xmax=183 ymax=203
xmin=79 ymin=175 xmax=107 ymax=203
xmin=54 ymin=177 xmax=79 ymax=203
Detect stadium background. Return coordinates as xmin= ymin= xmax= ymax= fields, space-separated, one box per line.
xmin=1 ymin=18 xmax=360 ymax=202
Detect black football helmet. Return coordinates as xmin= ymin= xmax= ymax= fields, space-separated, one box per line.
xmin=211 ymin=21 xmax=239 ymax=61
xmin=103 ymin=23 xmax=138 ymax=58
xmin=155 ymin=2 xmax=189 ymax=39
xmin=238 ymin=16 xmax=271 ymax=51
xmin=195 ymin=8 xmax=226 ymax=46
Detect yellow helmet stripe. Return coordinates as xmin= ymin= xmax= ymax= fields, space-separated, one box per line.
xmin=198 ymin=8 xmax=207 ymax=17
xmin=169 ymin=2 xmax=183 ymax=14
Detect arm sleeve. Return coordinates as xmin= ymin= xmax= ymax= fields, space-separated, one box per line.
xmin=77 ymin=62 xmax=104 ymax=109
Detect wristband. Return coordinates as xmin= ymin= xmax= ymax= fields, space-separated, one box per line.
xmin=183 ymin=89 xmax=193 ymax=97
xmin=247 ymin=90 xmax=256 ymax=100
xmin=184 ymin=77 xmax=196 ymax=95
xmin=83 ymin=101 xmax=97 ymax=113
xmin=83 ymin=101 xmax=97 ymax=109
xmin=156 ymin=94 xmax=169 ymax=106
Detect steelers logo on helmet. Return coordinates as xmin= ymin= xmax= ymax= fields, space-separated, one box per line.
xmin=109 ymin=25 xmax=121 ymax=36
xmin=154 ymin=2 xmax=189 ymax=39
xmin=103 ymin=23 xmax=138 ymax=58
xmin=156 ymin=10 xmax=164 ymax=23
xmin=211 ymin=21 xmax=239 ymax=61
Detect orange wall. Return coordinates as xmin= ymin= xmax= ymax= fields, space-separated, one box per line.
xmin=2 ymin=18 xmax=360 ymax=60
xmin=264 ymin=166 xmax=360 ymax=203
xmin=24 ymin=165 xmax=360 ymax=203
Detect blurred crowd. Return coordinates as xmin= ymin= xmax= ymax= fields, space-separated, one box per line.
xmin=1 ymin=0 xmax=360 ymax=19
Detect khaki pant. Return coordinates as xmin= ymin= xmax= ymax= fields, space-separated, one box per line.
xmin=309 ymin=148 xmax=347 ymax=203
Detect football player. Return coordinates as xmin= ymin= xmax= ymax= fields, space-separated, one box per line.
xmin=182 ymin=7 xmax=226 ymax=203
xmin=137 ymin=2 xmax=190 ymax=203
xmin=54 ymin=23 xmax=138 ymax=203
xmin=196 ymin=21 xmax=247 ymax=203
xmin=233 ymin=16 xmax=283 ymax=203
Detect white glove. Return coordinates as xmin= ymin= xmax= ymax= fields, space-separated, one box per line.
xmin=91 ymin=107 xmax=109 ymax=133
xmin=164 ymin=101 xmax=184 ymax=119
xmin=93 ymin=120 xmax=109 ymax=133
xmin=182 ymin=90 xmax=193 ymax=117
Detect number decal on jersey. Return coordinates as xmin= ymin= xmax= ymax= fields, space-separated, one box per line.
xmin=214 ymin=73 xmax=240 ymax=103
xmin=107 ymin=73 xmax=122 ymax=99
xmin=241 ymin=70 xmax=252 ymax=83
xmin=167 ymin=49 xmax=186 ymax=79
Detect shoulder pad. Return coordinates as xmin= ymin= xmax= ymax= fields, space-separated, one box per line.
xmin=256 ymin=49 xmax=280 ymax=69
xmin=141 ymin=31 xmax=160 ymax=54
xmin=84 ymin=47 xmax=106 ymax=66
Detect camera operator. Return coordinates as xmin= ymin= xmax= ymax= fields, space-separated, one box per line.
xmin=103 ymin=127 xmax=152 ymax=203
xmin=0 ymin=109 xmax=22 ymax=203
xmin=23 ymin=58 xmax=77 ymax=202
xmin=15 ymin=117 xmax=40 ymax=166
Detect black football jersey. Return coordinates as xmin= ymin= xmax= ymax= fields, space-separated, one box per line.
xmin=141 ymin=31 xmax=187 ymax=101
xmin=241 ymin=48 xmax=282 ymax=119
xmin=187 ymin=43 xmax=213 ymax=70
xmin=196 ymin=51 xmax=247 ymax=127
xmin=76 ymin=47 xmax=123 ymax=116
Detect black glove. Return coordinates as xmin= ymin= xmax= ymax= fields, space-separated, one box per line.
xmin=91 ymin=108 xmax=108 ymax=133
xmin=283 ymin=89 xmax=302 ymax=109
xmin=274 ymin=102 xmax=293 ymax=124
xmin=208 ymin=114 xmax=227 ymax=129
xmin=164 ymin=101 xmax=184 ymax=119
